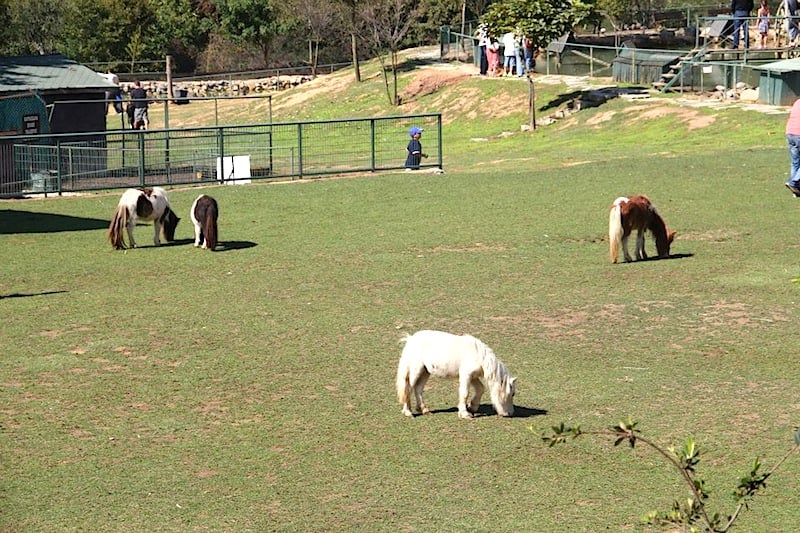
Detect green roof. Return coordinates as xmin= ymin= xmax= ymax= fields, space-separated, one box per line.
xmin=0 ymin=54 xmax=116 ymax=94
xmin=751 ymin=58 xmax=800 ymax=73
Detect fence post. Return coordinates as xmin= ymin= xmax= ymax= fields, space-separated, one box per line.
xmin=437 ymin=115 xmax=443 ymax=168
xmin=164 ymin=106 xmax=172 ymax=184
xmin=297 ymin=123 xmax=303 ymax=179
xmin=137 ymin=132 xmax=146 ymax=187
xmin=56 ymin=139 xmax=62 ymax=195
xmin=370 ymin=119 xmax=376 ymax=171
xmin=217 ymin=126 xmax=225 ymax=183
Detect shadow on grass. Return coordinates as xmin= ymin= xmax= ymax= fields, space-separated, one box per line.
xmin=539 ymin=86 xmax=649 ymax=112
xmin=625 ymin=252 xmax=694 ymax=263
xmin=428 ymin=404 xmax=547 ymax=418
xmin=215 ymin=240 xmax=257 ymax=252
xmin=0 ymin=290 xmax=68 ymax=300
xmin=124 ymin=239 xmax=258 ymax=251
xmin=0 ymin=210 xmax=108 ymax=234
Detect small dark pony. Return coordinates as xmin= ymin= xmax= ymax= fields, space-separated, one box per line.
xmin=108 ymin=187 xmax=180 ymax=250
xmin=609 ymin=195 xmax=675 ymax=263
xmin=190 ymin=194 xmax=219 ymax=250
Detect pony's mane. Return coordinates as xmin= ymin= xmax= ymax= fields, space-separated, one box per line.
xmin=476 ymin=339 xmax=509 ymax=386
xmin=476 ymin=339 xmax=513 ymax=411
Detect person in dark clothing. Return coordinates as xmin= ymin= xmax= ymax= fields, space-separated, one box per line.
xmin=731 ymin=0 xmax=754 ymax=49
xmin=788 ymin=0 xmax=800 ymax=44
xmin=129 ymin=80 xmax=150 ymax=130
xmin=405 ymin=127 xmax=428 ymax=171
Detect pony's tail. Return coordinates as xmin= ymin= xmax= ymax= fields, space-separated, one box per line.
xmin=108 ymin=204 xmax=129 ymax=250
xmin=396 ymin=336 xmax=412 ymax=407
xmin=204 ymin=202 xmax=218 ymax=251
xmin=608 ymin=203 xmax=623 ymax=264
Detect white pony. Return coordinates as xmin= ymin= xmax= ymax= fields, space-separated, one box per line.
xmin=107 ymin=187 xmax=180 ymax=250
xmin=396 ymin=330 xmax=517 ymax=419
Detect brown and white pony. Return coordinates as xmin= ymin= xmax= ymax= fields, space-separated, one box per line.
xmin=608 ymin=195 xmax=675 ymax=263
xmin=107 ymin=187 xmax=180 ymax=250
xmin=190 ymin=194 xmax=219 ymax=250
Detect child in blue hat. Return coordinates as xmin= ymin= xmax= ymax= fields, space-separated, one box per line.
xmin=405 ymin=126 xmax=428 ymax=171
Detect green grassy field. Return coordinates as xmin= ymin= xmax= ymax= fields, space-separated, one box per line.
xmin=4 ymin=54 xmax=800 ymax=531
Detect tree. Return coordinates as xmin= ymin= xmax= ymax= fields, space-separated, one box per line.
xmin=290 ymin=0 xmax=337 ymax=77
xmin=215 ymin=0 xmax=294 ymax=66
xmin=481 ymin=0 xmax=586 ymax=49
xmin=149 ymin=0 xmax=215 ymax=72
xmin=361 ymin=0 xmax=422 ymax=106
xmin=60 ymin=0 xmax=125 ymax=64
xmin=5 ymin=0 xmax=64 ymax=55
xmin=336 ymin=0 xmax=365 ymax=82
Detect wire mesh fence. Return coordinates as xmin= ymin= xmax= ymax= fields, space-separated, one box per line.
xmin=0 ymin=114 xmax=441 ymax=197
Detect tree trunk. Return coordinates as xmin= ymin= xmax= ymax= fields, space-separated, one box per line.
xmin=378 ymin=54 xmax=392 ymax=105
xmin=392 ymin=50 xmax=399 ymax=106
xmin=350 ymin=32 xmax=361 ymax=82
xmin=312 ymin=40 xmax=319 ymax=78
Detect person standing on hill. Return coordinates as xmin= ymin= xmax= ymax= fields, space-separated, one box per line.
xmin=785 ymin=98 xmax=800 ymax=197
xmin=476 ymin=24 xmax=489 ymax=76
xmin=731 ymin=0 xmax=754 ymax=49
xmin=501 ymin=31 xmax=517 ymax=76
xmin=757 ymin=0 xmax=770 ymax=48
xmin=130 ymin=80 xmax=150 ymax=130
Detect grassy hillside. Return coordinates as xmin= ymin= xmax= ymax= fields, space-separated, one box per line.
xmin=150 ymin=47 xmax=787 ymax=173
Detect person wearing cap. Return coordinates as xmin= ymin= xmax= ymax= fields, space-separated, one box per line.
xmin=405 ymin=127 xmax=428 ymax=171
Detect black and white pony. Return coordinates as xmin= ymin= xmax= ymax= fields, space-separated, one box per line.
xmin=107 ymin=187 xmax=180 ymax=250
xmin=190 ymin=194 xmax=219 ymax=250
xmin=396 ymin=330 xmax=517 ymax=419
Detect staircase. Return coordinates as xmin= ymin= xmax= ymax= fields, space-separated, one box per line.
xmin=652 ymin=44 xmax=711 ymax=93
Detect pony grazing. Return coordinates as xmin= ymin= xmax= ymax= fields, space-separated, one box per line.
xmin=396 ymin=330 xmax=517 ymax=419
xmin=608 ymin=195 xmax=675 ymax=263
xmin=190 ymin=194 xmax=219 ymax=250
xmin=107 ymin=187 xmax=180 ymax=250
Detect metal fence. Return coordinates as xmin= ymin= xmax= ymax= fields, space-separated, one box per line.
xmin=0 ymin=114 xmax=442 ymax=197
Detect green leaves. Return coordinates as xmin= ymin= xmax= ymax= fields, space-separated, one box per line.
xmin=482 ymin=0 xmax=578 ymax=49
xmin=534 ymin=421 xmax=583 ymax=447
xmin=541 ymin=418 xmax=800 ymax=532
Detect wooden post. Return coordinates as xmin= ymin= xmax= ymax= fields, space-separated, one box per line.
xmin=166 ymin=55 xmax=174 ymax=101
xmin=528 ymin=76 xmax=536 ymax=131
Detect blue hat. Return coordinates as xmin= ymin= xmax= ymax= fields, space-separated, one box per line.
xmin=409 ymin=126 xmax=423 ymax=136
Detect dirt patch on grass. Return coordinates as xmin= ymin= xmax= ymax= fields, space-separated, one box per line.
xmin=399 ymin=66 xmax=472 ymax=102
xmin=272 ymin=72 xmax=354 ymax=112
xmin=623 ymin=103 xmax=716 ymax=130
xmin=581 ymin=101 xmax=716 ymax=131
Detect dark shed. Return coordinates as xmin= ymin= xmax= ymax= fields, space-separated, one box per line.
xmin=0 ymin=54 xmax=116 ymax=135
xmin=612 ymin=46 xmax=682 ymax=85
xmin=0 ymin=54 xmax=117 ymax=195
xmin=753 ymin=58 xmax=800 ymax=106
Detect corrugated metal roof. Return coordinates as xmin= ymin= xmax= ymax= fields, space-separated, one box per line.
xmin=751 ymin=58 xmax=800 ymax=73
xmin=0 ymin=54 xmax=116 ymax=93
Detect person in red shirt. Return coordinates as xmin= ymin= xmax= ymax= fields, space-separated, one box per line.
xmin=786 ymin=98 xmax=800 ymax=196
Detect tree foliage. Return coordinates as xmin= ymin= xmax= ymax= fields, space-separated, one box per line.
xmin=0 ymin=0 xmax=696 ymax=74
xmin=215 ymin=0 xmax=295 ymax=65
xmin=361 ymin=0 xmax=423 ymax=105
xmin=481 ymin=0 xmax=588 ymax=49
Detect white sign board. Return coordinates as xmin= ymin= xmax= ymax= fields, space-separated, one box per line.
xmin=216 ymin=155 xmax=252 ymax=185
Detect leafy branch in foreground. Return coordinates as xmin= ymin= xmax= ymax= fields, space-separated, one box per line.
xmin=535 ymin=418 xmax=800 ymax=532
